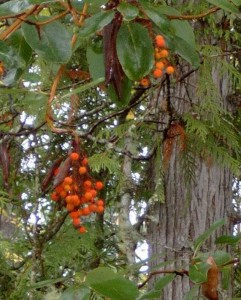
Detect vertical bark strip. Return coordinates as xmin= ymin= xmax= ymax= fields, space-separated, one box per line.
xmin=147 ymin=58 xmax=233 ymax=299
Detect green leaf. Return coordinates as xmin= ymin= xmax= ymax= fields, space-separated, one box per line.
xmin=86 ymin=267 xmax=139 ymax=300
xmin=117 ymin=3 xmax=139 ymax=21
xmin=0 ymin=0 xmax=32 ymax=16
xmin=183 ymin=285 xmax=199 ymax=300
xmin=8 ymin=30 xmax=32 ymax=65
xmin=171 ymin=20 xmax=196 ymax=49
xmin=79 ymin=11 xmax=115 ymax=37
xmin=107 ymin=76 xmax=133 ymax=107
xmin=154 ymin=274 xmax=175 ymax=290
xmin=86 ymin=45 xmax=105 ymax=80
xmin=174 ymin=36 xmax=200 ymax=68
xmin=22 ymin=20 xmax=72 ymax=63
xmin=62 ymin=77 xmax=104 ymax=99
xmin=189 ymin=262 xmax=210 ymax=284
xmin=0 ymin=41 xmax=24 ymax=85
xmin=117 ymin=22 xmax=154 ymax=81
xmin=205 ymin=0 xmax=240 ymax=14
xmin=213 ymin=250 xmax=232 ymax=266
xmin=88 ymin=153 xmax=120 ymax=174
xmin=216 ymin=235 xmax=241 ymax=245
xmin=137 ymin=290 xmax=162 ymax=300
xmin=139 ymin=2 xmax=171 ymax=35
xmin=60 ymin=286 xmax=91 ymax=300
xmin=221 ymin=267 xmax=231 ymax=290
xmin=193 ymin=219 xmax=225 ymax=254
xmin=28 ymin=277 xmax=65 ymax=289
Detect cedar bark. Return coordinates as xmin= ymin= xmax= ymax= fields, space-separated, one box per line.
xmin=146 ymin=24 xmax=234 ymax=300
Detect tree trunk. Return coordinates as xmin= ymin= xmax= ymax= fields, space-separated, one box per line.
xmin=146 ymin=48 xmax=234 ymax=299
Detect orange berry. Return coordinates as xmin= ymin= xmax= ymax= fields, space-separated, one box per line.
xmin=69 ymin=211 xmax=79 ymax=219
xmin=63 ymin=184 xmax=72 ymax=192
xmin=78 ymin=226 xmax=87 ymax=234
xmin=84 ymin=191 xmax=93 ymax=201
xmin=166 ymin=65 xmax=175 ymax=75
xmin=55 ymin=185 xmax=64 ymax=194
xmin=140 ymin=78 xmax=150 ymax=88
xmin=66 ymin=195 xmax=73 ymax=204
xmin=155 ymin=35 xmax=166 ymax=48
xmin=60 ymin=190 xmax=67 ymax=198
xmin=64 ymin=176 xmax=73 ymax=185
xmin=70 ymin=152 xmax=79 ymax=160
xmin=77 ymin=209 xmax=83 ymax=217
xmin=159 ymin=49 xmax=169 ymax=58
xmin=95 ymin=181 xmax=104 ymax=190
xmin=72 ymin=218 xmax=81 ymax=227
xmin=81 ymin=157 xmax=88 ymax=166
xmin=79 ymin=166 xmax=87 ymax=175
xmin=83 ymin=180 xmax=92 ymax=189
xmin=96 ymin=199 xmax=105 ymax=206
xmin=90 ymin=189 xmax=97 ymax=198
xmin=72 ymin=195 xmax=80 ymax=206
xmin=153 ymin=68 xmax=163 ymax=78
xmin=89 ymin=203 xmax=98 ymax=212
xmin=96 ymin=205 xmax=104 ymax=214
xmin=51 ymin=192 xmax=59 ymax=201
xmin=82 ymin=206 xmax=91 ymax=216
xmin=66 ymin=203 xmax=75 ymax=211
xmin=155 ymin=61 xmax=165 ymax=70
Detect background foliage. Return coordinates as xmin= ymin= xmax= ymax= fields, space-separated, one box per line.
xmin=1 ymin=0 xmax=241 ymax=299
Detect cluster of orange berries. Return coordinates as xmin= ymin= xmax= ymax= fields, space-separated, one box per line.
xmin=153 ymin=35 xmax=175 ymax=78
xmin=50 ymin=152 xmax=105 ymax=234
xmin=140 ymin=34 xmax=175 ymax=87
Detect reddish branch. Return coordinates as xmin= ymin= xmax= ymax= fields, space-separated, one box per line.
xmin=168 ymin=6 xmax=220 ymax=20
xmin=138 ymin=269 xmax=189 ymax=289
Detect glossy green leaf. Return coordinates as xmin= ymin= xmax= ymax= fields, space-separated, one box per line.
xmin=171 ymin=20 xmax=196 ymax=49
xmin=117 ymin=2 xmax=139 ymax=21
xmin=154 ymin=274 xmax=175 ymax=290
xmin=216 ymin=235 xmax=241 ymax=245
xmin=60 ymin=286 xmax=90 ymax=300
xmin=79 ymin=11 xmax=115 ymax=37
xmin=86 ymin=267 xmax=139 ymax=300
xmin=22 ymin=20 xmax=72 ymax=63
xmin=205 ymin=0 xmax=240 ymax=13
xmin=174 ymin=36 xmax=200 ymax=68
xmin=0 ymin=0 xmax=32 ymax=16
xmin=117 ymin=22 xmax=154 ymax=81
xmin=86 ymin=45 xmax=105 ymax=80
xmin=193 ymin=219 xmax=225 ymax=253
xmin=9 ymin=30 xmax=32 ymax=65
xmin=139 ymin=2 xmax=171 ymax=35
xmin=189 ymin=262 xmax=210 ymax=284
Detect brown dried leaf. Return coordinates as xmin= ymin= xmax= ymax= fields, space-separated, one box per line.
xmin=0 ymin=142 xmax=10 ymax=188
xmin=103 ymin=12 xmax=124 ymax=99
xmin=41 ymin=157 xmax=64 ymax=192
xmin=201 ymin=256 xmax=219 ymax=300
xmin=52 ymin=157 xmax=71 ymax=189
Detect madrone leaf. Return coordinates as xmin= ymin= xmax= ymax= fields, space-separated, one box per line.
xmin=116 ymin=22 xmax=154 ymax=81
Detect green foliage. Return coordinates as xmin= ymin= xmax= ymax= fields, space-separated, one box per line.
xmin=116 ymin=22 xmax=154 ymax=81
xmin=22 ymin=20 xmax=72 ymax=64
xmin=86 ymin=267 xmax=139 ymax=300
xmin=1 ymin=0 xmax=241 ymax=299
